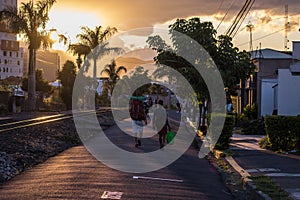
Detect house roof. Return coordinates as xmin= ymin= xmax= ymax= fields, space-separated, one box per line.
xmin=251 ymin=48 xmax=292 ymax=59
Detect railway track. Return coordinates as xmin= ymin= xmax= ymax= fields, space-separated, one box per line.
xmin=0 ymin=108 xmax=111 ymax=133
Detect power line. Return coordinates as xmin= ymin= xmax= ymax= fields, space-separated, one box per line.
xmin=216 ymin=0 xmax=237 ymax=31
xmin=225 ymin=0 xmax=255 ymax=37
xmin=237 ymin=28 xmax=285 ymax=47
xmin=231 ymin=0 xmax=255 ymax=38
xmin=216 ymin=0 xmax=225 ymax=14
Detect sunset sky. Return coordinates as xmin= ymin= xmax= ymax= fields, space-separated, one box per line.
xmin=19 ymin=0 xmax=300 ymax=52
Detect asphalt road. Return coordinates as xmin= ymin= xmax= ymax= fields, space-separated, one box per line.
xmin=0 ymin=111 xmax=233 ymax=200
xmin=230 ymin=133 xmax=300 ymax=200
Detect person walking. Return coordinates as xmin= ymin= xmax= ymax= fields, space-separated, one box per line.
xmin=129 ymin=92 xmax=147 ymax=148
xmin=152 ymin=100 xmax=171 ymax=148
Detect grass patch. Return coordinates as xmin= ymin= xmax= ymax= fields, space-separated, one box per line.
xmin=250 ymin=175 xmax=293 ymax=200
xmin=216 ymin=158 xmax=231 ymax=172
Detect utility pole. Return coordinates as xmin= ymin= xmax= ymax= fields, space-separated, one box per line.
xmin=246 ymin=23 xmax=254 ymax=52
xmin=284 ymin=4 xmax=290 ymax=51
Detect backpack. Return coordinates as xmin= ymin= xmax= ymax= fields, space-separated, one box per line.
xmin=129 ymin=99 xmax=146 ymax=120
xmin=227 ymin=103 xmax=234 ymax=114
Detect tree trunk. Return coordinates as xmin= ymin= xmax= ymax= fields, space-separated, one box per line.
xmin=27 ymin=48 xmax=36 ymax=111
xmin=93 ymin=56 xmax=97 ymax=79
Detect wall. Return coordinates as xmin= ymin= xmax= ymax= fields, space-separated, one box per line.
xmin=261 ymin=79 xmax=277 ymax=116
xmin=255 ymin=58 xmax=292 ymax=116
xmin=277 ymin=69 xmax=300 ymax=116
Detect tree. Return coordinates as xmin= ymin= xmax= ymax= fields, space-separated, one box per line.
xmin=68 ymin=26 xmax=123 ymax=78
xmin=0 ymin=0 xmax=57 ymax=111
xmin=58 ymin=60 xmax=77 ymax=110
xmin=147 ymin=17 xmax=255 ymax=97
xmin=21 ymin=69 xmax=52 ymax=94
xmin=100 ymin=59 xmax=127 ymax=94
xmin=67 ymin=43 xmax=90 ymax=69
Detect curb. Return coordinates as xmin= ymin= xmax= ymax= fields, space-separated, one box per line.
xmin=210 ymin=150 xmax=273 ymax=200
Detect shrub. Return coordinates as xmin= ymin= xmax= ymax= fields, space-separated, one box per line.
xmin=243 ymin=103 xmax=258 ymax=120
xmin=0 ymin=104 xmax=8 ymax=114
xmin=265 ymin=116 xmax=300 ymax=152
xmin=207 ymin=114 xmax=235 ymax=150
xmin=242 ymin=118 xmax=266 ymax=135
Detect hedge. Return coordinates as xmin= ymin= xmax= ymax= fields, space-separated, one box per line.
xmin=265 ymin=116 xmax=300 ymax=152
xmin=207 ymin=114 xmax=235 ymax=150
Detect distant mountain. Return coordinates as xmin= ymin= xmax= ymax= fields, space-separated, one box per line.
xmin=115 ymin=56 xmax=154 ymax=72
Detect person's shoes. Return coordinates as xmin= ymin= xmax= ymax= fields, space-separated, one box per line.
xmin=138 ymin=140 xmax=141 ymax=146
xmin=135 ymin=143 xmax=139 ymax=148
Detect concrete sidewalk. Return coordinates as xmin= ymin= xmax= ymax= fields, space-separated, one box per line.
xmin=229 ymin=133 xmax=300 ymax=200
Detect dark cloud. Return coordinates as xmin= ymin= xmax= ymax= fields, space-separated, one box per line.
xmin=259 ymin=16 xmax=272 ymax=24
xmin=21 ymin=0 xmax=300 ymax=30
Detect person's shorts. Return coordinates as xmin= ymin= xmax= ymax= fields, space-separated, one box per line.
xmin=132 ymin=120 xmax=143 ymax=134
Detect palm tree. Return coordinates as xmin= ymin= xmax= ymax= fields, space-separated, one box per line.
xmin=0 ymin=0 xmax=57 ymax=111
xmin=67 ymin=44 xmax=90 ymax=69
xmin=68 ymin=26 xmax=123 ymax=78
xmin=101 ymin=59 xmax=127 ymax=94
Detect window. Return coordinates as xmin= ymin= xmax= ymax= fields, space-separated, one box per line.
xmin=17 ymin=61 xmax=20 ymax=65
xmin=16 ymin=52 xmax=19 ymax=57
xmin=3 ymin=51 xmax=7 ymax=56
xmin=10 ymin=68 xmax=12 ymax=73
xmin=4 ymin=60 xmax=7 ymax=64
xmin=9 ymin=52 xmax=12 ymax=57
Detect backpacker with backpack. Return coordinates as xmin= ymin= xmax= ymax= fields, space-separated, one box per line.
xmin=129 ymin=97 xmax=146 ymax=121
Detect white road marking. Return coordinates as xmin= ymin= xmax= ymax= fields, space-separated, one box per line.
xmin=286 ymin=189 xmax=300 ymax=200
xmin=266 ymin=173 xmax=300 ymax=177
xmin=246 ymin=168 xmax=281 ymax=173
xmin=133 ymin=176 xmax=183 ymax=183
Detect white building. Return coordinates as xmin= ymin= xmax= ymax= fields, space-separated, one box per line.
xmin=0 ymin=0 xmax=24 ymax=80
xmin=273 ymin=41 xmax=300 ymax=116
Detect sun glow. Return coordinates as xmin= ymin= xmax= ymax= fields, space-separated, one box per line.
xmin=46 ymin=9 xmax=103 ymax=51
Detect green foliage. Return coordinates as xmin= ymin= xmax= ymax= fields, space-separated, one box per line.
xmin=250 ymin=175 xmax=293 ymax=200
xmin=208 ymin=114 xmax=235 ymax=150
xmin=147 ymin=17 xmax=255 ymax=98
xmin=21 ymin=69 xmax=52 ymax=94
xmin=0 ymin=103 xmax=8 ymax=114
xmin=0 ymin=0 xmax=57 ymax=111
xmin=100 ymin=59 xmax=127 ymax=94
xmin=58 ymin=60 xmax=77 ymax=110
xmin=67 ymin=25 xmax=122 ymax=76
xmin=242 ymin=119 xmax=266 ymax=135
xmin=96 ymin=91 xmax=111 ymax=107
xmin=258 ymin=136 xmax=271 ymax=149
xmin=215 ymin=115 xmax=235 ymax=150
xmin=265 ymin=115 xmax=300 ymax=152
xmin=243 ymin=103 xmax=258 ymax=120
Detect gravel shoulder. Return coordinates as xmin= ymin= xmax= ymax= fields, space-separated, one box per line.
xmin=0 ymin=111 xmax=114 ymax=183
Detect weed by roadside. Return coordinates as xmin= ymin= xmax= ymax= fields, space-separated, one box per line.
xmin=250 ymin=175 xmax=293 ymax=200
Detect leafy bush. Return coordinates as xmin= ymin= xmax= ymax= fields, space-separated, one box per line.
xmin=0 ymin=104 xmax=8 ymax=114
xmin=207 ymin=114 xmax=235 ymax=150
xmin=242 ymin=118 xmax=266 ymax=135
xmin=258 ymin=136 xmax=271 ymax=149
xmin=265 ymin=116 xmax=300 ymax=152
xmin=243 ymin=103 xmax=258 ymax=120
xmin=215 ymin=115 xmax=235 ymax=150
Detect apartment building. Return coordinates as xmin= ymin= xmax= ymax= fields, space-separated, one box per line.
xmin=0 ymin=0 xmax=24 ymax=80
